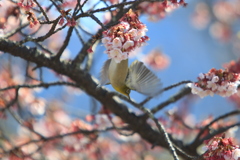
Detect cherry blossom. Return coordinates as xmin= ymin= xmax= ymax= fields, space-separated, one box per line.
xmin=59 ymin=9 xmax=76 ymax=27
xmin=66 ymin=18 xmax=76 ymax=27
xmin=17 ymin=0 xmax=35 ymax=11
xmin=203 ymin=135 xmax=240 ymax=160
xmin=138 ymin=0 xmax=187 ymax=21
xmin=189 ymin=68 xmax=240 ymax=98
xmin=102 ymin=9 xmax=149 ymax=63
xmin=26 ymin=10 xmax=39 ymax=28
xmin=59 ymin=0 xmax=79 ymax=9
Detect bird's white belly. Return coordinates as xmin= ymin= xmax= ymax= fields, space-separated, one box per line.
xmin=109 ymin=59 xmax=128 ymax=88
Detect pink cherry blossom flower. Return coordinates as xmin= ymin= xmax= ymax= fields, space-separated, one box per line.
xmin=232 ymin=149 xmax=240 ymax=160
xmin=109 ymin=48 xmax=122 ymax=59
xmin=138 ymin=0 xmax=187 ymax=21
xmin=59 ymin=9 xmax=76 ymax=27
xmin=189 ymin=68 xmax=240 ymax=98
xmin=66 ymin=18 xmax=76 ymax=27
xmin=102 ymin=9 xmax=149 ymax=63
xmin=102 ymin=37 xmax=111 ymax=44
xmin=203 ymin=135 xmax=240 ymax=160
xmin=59 ymin=17 xmax=65 ymax=26
xmin=122 ymin=40 xmax=134 ymax=50
xmin=112 ymin=37 xmax=122 ymax=48
xmin=17 ymin=0 xmax=35 ymax=10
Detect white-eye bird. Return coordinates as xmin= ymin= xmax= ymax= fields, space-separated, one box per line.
xmin=99 ymin=59 xmax=162 ymax=98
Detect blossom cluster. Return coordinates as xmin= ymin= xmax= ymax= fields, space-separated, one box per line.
xmin=17 ymin=0 xmax=39 ymax=28
xmin=203 ymin=135 xmax=240 ymax=160
xmin=102 ymin=9 xmax=149 ymax=63
xmin=17 ymin=0 xmax=35 ymax=10
xmin=190 ymin=68 xmax=240 ymax=98
xmin=138 ymin=0 xmax=187 ymax=21
xmin=59 ymin=9 xmax=77 ymax=27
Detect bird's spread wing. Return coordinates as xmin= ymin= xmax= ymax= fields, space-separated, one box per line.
xmin=99 ymin=59 xmax=111 ymax=86
xmin=126 ymin=60 xmax=162 ymax=96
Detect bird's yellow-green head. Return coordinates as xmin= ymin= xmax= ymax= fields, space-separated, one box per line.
xmin=114 ymin=85 xmax=131 ymax=99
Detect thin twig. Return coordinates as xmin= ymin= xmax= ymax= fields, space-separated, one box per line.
xmin=0 ymin=81 xmax=78 ymax=92
xmin=1 ymin=126 xmax=117 ymax=155
xmin=163 ymin=80 xmax=192 ymax=92
xmin=33 ymin=0 xmax=50 ymax=22
xmin=150 ymin=87 xmax=191 ymax=114
xmin=85 ymin=40 xmax=99 ymax=71
xmin=74 ymin=27 xmax=85 ymax=45
xmin=89 ymin=13 xmax=106 ymax=30
xmin=19 ymin=17 xmax=61 ymax=44
xmin=82 ymin=0 xmax=89 ymax=9
xmin=103 ymin=106 xmax=135 ymax=136
xmin=49 ymin=0 xmax=62 ymax=13
xmin=1 ymin=88 xmax=19 ymax=112
xmin=199 ymin=122 xmax=240 ymax=143
xmin=2 ymin=88 xmax=45 ymax=139
xmin=4 ymin=23 xmax=29 ymax=39
xmin=191 ymin=110 xmax=240 ymax=147
xmin=54 ymin=27 xmax=74 ymax=60
xmin=7 ymin=108 xmax=45 ymax=139
xmin=34 ymin=42 xmax=55 ymax=55
xmin=77 ymin=24 xmax=93 ymax=36
xmin=140 ymin=80 xmax=192 ymax=105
